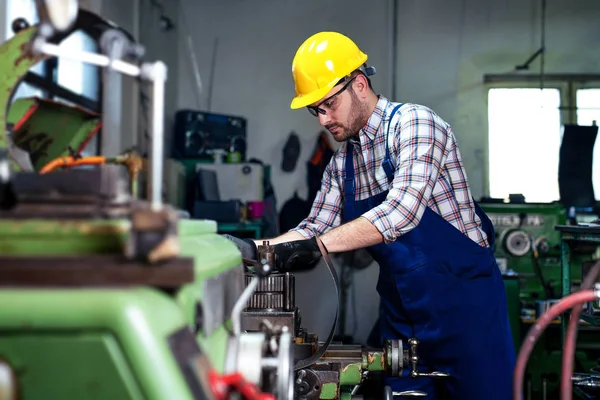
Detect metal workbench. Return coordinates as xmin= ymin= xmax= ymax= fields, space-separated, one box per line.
xmin=555 ymin=224 xmax=600 ymax=339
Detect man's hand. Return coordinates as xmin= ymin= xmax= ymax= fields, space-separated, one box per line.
xmin=273 ymin=237 xmax=324 ymax=272
xmin=221 ymin=234 xmax=258 ymax=260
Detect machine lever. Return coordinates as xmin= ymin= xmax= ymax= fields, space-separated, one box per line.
xmin=393 ymin=390 xmax=427 ymax=398
xmin=407 ymin=338 xmax=450 ymax=379
xmin=384 ymin=386 xmax=428 ymax=399
xmin=411 ymin=371 xmax=450 ymax=378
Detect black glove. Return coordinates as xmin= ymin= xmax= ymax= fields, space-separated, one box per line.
xmin=273 ymin=237 xmax=324 ymax=272
xmin=221 ymin=234 xmax=257 ymax=260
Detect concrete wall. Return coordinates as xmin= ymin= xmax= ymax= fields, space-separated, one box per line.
xmin=174 ymin=0 xmax=600 ymax=344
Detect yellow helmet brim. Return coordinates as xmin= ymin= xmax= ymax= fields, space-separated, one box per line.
xmin=290 ymin=83 xmax=337 ymax=110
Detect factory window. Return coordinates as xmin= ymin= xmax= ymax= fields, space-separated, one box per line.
xmin=487 ymin=88 xmax=562 ymax=203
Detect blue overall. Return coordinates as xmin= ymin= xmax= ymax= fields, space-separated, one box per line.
xmin=342 ymin=104 xmax=516 ymax=399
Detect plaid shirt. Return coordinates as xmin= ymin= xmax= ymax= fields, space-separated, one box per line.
xmin=293 ymin=96 xmax=489 ymax=247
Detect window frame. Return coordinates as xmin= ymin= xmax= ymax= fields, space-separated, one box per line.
xmin=483 ymin=73 xmax=600 ymax=200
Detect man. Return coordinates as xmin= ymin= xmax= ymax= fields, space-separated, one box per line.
xmin=225 ymin=31 xmax=515 ymax=399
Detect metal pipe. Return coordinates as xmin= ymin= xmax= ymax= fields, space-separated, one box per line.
xmin=145 ymin=61 xmax=167 ymax=211
xmin=232 ymin=276 xmax=260 ymax=336
xmin=33 ymin=41 xmax=142 ymax=77
xmin=100 ymin=30 xmax=127 ymax=157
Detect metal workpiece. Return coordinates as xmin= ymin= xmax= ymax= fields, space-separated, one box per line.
xmin=245 ymin=273 xmax=295 ymax=310
xmin=256 ymin=240 xmax=276 ymax=275
xmin=241 ymin=271 xmax=303 ymax=338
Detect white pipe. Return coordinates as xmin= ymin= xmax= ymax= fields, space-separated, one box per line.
xmin=231 ymin=277 xmax=259 ymax=336
xmin=35 ymin=41 xmax=142 ymax=77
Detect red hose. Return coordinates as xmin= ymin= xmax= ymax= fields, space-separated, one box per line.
xmin=513 ymin=290 xmax=598 ymax=399
xmin=208 ymin=369 xmax=275 ymax=400
xmin=561 ymin=260 xmax=600 ymax=400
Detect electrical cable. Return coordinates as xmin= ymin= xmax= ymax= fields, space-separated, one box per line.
xmin=539 ymin=0 xmax=546 ymax=91
xmin=513 ymin=290 xmax=599 ymax=399
xmin=531 ymin=234 xmax=555 ymax=299
xmin=561 ymin=260 xmax=600 ymax=400
xmin=39 ymin=155 xmax=106 ymax=173
xmin=351 ymin=266 xmax=358 ymax=339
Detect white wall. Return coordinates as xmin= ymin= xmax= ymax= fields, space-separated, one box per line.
xmin=174 ymin=0 xmax=600 ymax=345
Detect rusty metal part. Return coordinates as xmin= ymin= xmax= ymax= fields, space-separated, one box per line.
xmin=126 ymin=202 xmax=181 ymax=263
xmin=0 ymin=254 xmax=194 ymax=287
xmin=113 ymin=151 xmax=146 ymax=194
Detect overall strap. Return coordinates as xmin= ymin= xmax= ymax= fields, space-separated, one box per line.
xmin=381 ymin=103 xmax=404 ymax=181
xmin=344 ymin=141 xmax=355 ymax=199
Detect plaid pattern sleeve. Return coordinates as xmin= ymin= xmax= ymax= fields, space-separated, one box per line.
xmin=361 ymin=105 xmax=447 ymax=243
xmin=292 ymin=158 xmax=343 ymax=239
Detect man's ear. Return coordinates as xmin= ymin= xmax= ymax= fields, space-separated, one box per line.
xmin=354 ymin=74 xmax=369 ymax=97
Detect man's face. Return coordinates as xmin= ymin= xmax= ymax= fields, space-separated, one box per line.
xmin=307 ymin=76 xmax=370 ymax=142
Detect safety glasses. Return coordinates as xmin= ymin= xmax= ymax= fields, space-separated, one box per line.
xmin=306 ymin=76 xmax=356 ymax=117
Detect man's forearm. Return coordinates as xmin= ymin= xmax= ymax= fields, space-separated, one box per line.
xmin=321 ymin=217 xmax=384 ymax=253
xmin=253 ymin=230 xmax=305 ymax=246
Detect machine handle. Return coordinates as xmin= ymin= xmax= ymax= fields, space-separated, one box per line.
xmin=383 ymin=386 xmax=427 ymax=399
xmin=407 ymin=338 xmax=450 ymax=379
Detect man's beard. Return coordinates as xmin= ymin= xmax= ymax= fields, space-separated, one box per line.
xmin=326 ymin=92 xmax=370 ymax=142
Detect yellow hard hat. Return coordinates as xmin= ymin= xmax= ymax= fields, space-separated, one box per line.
xmin=290 ymin=32 xmax=369 ymax=109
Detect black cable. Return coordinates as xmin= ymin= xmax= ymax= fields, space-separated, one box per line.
xmin=540 ymin=0 xmax=546 ymax=91
xmin=351 ymin=267 xmax=358 ymax=339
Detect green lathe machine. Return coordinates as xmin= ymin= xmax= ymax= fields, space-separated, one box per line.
xmin=481 ymin=200 xmax=600 ymax=399
xmin=0 ymin=1 xmax=443 ymax=399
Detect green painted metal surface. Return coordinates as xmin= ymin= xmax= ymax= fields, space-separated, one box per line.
xmin=6 ymin=97 xmax=101 ymax=170
xmin=0 ymin=334 xmax=144 ymax=399
xmin=0 ymin=219 xmax=128 ymax=255
xmin=0 ymin=288 xmax=196 ymax=400
xmin=339 ymin=363 xmax=362 ymax=386
xmin=0 ymin=26 xmax=47 ymax=168
xmin=320 ymin=382 xmax=338 ymax=400
xmin=179 ymin=221 xmax=242 ymax=280
xmin=177 ymin=221 xmax=242 ymax=369
xmin=362 ymin=351 xmax=384 ymax=372
xmin=196 ymin=324 xmax=231 ymax=373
